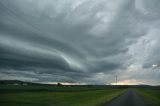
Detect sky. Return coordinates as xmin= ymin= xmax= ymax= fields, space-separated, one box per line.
xmin=0 ymin=0 xmax=160 ymax=85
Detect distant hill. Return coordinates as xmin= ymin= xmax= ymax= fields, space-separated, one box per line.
xmin=0 ymin=80 xmax=25 ymax=84
xmin=0 ymin=80 xmax=59 ymax=86
xmin=0 ymin=80 xmax=41 ymax=85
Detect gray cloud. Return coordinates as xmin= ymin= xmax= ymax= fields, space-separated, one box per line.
xmin=0 ymin=0 xmax=160 ymax=85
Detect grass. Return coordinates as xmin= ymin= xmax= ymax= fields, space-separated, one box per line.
xmin=136 ymin=88 xmax=160 ymax=106
xmin=0 ymin=84 xmax=117 ymax=92
xmin=0 ymin=85 xmax=126 ymax=106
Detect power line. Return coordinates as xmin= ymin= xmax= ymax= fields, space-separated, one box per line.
xmin=0 ymin=1 xmax=51 ymax=36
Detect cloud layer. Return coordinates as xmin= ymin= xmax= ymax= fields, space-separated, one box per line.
xmin=0 ymin=0 xmax=160 ymax=85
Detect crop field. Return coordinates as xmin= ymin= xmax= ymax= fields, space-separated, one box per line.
xmin=0 ymin=84 xmax=126 ymax=106
xmin=137 ymin=88 xmax=160 ymax=106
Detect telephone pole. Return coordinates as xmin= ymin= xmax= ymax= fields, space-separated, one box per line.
xmin=116 ymin=75 xmax=117 ymax=85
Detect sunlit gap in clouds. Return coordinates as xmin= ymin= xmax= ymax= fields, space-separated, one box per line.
xmin=111 ymin=79 xmax=141 ymax=85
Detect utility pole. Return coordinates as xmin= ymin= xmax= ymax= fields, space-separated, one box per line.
xmin=116 ymin=75 xmax=117 ymax=85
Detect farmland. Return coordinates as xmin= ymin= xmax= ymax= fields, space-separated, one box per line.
xmin=1 ymin=81 xmax=160 ymax=106
xmin=0 ymin=82 xmax=126 ymax=106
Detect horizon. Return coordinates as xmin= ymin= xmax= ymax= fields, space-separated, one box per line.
xmin=1 ymin=79 xmax=160 ymax=86
xmin=0 ymin=0 xmax=160 ymax=85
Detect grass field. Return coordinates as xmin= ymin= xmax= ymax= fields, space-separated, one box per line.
xmin=0 ymin=85 xmax=126 ymax=106
xmin=137 ymin=88 xmax=160 ymax=106
xmin=0 ymin=84 xmax=111 ymax=92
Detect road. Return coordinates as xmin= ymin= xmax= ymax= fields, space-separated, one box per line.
xmin=103 ymin=89 xmax=149 ymax=106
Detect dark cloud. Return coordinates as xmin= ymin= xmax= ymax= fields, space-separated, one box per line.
xmin=0 ymin=0 xmax=160 ymax=85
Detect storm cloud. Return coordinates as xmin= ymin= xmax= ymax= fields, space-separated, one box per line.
xmin=0 ymin=0 xmax=160 ymax=85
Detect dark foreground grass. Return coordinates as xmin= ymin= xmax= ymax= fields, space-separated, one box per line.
xmin=137 ymin=88 xmax=160 ymax=106
xmin=0 ymin=87 xmax=125 ymax=106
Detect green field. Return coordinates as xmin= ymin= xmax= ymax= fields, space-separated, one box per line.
xmin=0 ymin=85 xmax=126 ymax=106
xmin=137 ymin=88 xmax=160 ymax=106
xmin=0 ymin=84 xmax=113 ymax=92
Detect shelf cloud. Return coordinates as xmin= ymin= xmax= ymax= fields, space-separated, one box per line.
xmin=0 ymin=0 xmax=160 ymax=85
